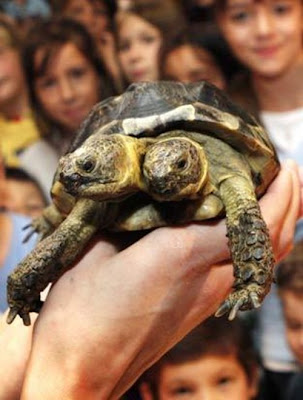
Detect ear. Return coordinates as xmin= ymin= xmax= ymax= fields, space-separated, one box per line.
xmin=139 ymin=382 xmax=155 ymax=400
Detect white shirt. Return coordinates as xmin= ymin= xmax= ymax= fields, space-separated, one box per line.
xmin=260 ymin=108 xmax=303 ymax=165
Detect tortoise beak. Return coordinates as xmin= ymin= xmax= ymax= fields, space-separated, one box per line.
xmin=59 ymin=156 xmax=86 ymax=195
xmin=59 ymin=171 xmax=83 ymax=195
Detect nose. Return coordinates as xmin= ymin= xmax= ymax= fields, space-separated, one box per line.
xmin=58 ymin=78 xmax=75 ymax=103
xmin=254 ymin=10 xmax=275 ymax=36
xmin=127 ymin=42 xmax=143 ymax=62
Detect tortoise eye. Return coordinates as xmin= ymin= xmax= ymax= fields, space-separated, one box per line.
xmin=177 ymin=159 xmax=187 ymax=169
xmin=82 ymin=159 xmax=95 ymax=172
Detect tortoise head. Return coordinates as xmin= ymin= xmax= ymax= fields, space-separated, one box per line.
xmin=143 ymin=135 xmax=208 ymax=201
xmin=58 ymin=134 xmax=144 ymax=200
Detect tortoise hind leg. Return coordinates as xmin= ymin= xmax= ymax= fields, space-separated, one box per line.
xmin=215 ymin=175 xmax=275 ymax=320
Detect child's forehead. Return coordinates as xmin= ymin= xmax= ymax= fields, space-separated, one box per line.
xmin=223 ymin=0 xmax=299 ymax=6
xmin=281 ymin=290 xmax=303 ymax=311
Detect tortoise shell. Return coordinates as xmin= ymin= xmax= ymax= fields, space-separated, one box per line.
xmin=68 ymin=81 xmax=279 ymax=198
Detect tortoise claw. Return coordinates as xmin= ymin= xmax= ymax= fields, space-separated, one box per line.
xmin=20 ymin=311 xmax=31 ymax=326
xmin=215 ymin=301 xmax=230 ymax=318
xmin=215 ymin=285 xmax=264 ymax=320
xmin=249 ymin=292 xmax=261 ymax=309
xmin=7 ymin=307 xmax=31 ymax=326
xmin=228 ymin=298 xmax=244 ymax=321
xmin=6 ymin=308 xmax=19 ymax=324
xmin=22 ymin=226 xmax=36 ymax=243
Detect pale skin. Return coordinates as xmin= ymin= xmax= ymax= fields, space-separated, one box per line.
xmin=216 ymin=0 xmax=303 ymax=111
xmin=117 ymin=12 xmax=162 ymax=83
xmin=34 ymin=42 xmax=101 ymax=136
xmin=0 ymin=161 xmax=302 ymax=400
xmin=5 ymin=179 xmax=46 ymax=218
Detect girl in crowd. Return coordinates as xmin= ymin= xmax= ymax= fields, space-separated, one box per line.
xmin=50 ymin=0 xmax=123 ymax=92
xmin=0 ymin=15 xmax=40 ymax=167
xmin=115 ymin=0 xmax=186 ymax=86
xmin=215 ymin=2 xmax=303 ymax=399
xmin=160 ymin=30 xmax=227 ymax=89
xmin=19 ymin=17 xmax=116 ymax=198
xmin=215 ymin=0 xmax=303 ymax=164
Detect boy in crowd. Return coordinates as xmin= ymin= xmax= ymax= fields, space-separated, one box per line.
xmin=137 ymin=317 xmax=260 ymax=400
xmin=277 ymin=240 xmax=303 ymax=400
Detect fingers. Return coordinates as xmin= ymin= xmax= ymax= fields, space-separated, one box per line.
xmin=260 ymin=161 xmax=301 ymax=262
xmin=299 ymin=166 xmax=303 ymax=218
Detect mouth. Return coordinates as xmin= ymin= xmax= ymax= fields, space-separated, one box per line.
xmin=59 ymin=172 xmax=92 ymax=195
xmin=131 ymin=69 xmax=147 ymax=80
xmin=62 ymin=107 xmax=87 ymax=121
xmin=254 ymin=45 xmax=280 ymax=57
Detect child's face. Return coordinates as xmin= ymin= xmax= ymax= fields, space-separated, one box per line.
xmin=63 ymin=0 xmax=109 ymax=39
xmin=163 ymin=45 xmax=226 ymax=89
xmin=0 ymin=36 xmax=24 ymax=108
xmin=5 ymin=179 xmax=45 ymax=218
xmin=281 ymin=290 xmax=303 ymax=364
xmin=147 ymin=354 xmax=257 ymax=400
xmin=216 ymin=0 xmax=303 ymax=78
xmin=34 ymin=42 xmax=100 ymax=133
xmin=117 ymin=13 xmax=162 ymax=83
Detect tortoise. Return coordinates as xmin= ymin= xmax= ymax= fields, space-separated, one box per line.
xmin=6 ymin=81 xmax=280 ymax=326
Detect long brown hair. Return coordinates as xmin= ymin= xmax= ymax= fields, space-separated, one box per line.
xmin=22 ymin=17 xmax=115 ymax=138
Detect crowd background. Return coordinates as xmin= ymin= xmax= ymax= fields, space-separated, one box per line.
xmin=0 ymin=1 xmax=303 ymax=399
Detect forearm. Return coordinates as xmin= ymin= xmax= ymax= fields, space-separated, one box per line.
xmin=0 ymin=311 xmax=35 ymax=400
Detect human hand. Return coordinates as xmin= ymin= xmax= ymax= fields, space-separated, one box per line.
xmin=5 ymin=162 xmax=301 ymax=400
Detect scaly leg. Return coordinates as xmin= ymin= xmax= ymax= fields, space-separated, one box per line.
xmin=7 ymin=199 xmax=108 ymax=326
xmin=215 ymin=175 xmax=275 ymax=320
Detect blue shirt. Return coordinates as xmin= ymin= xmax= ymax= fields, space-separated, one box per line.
xmin=2 ymin=0 xmax=50 ymax=19
xmin=0 ymin=213 xmax=37 ymax=313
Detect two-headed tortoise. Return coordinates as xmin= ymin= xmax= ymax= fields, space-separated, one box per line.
xmin=7 ymin=81 xmax=280 ymax=325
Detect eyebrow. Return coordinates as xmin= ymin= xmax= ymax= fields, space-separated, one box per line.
xmin=225 ymin=0 xmax=253 ymax=9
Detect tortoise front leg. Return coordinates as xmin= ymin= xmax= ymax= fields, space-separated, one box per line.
xmin=7 ymin=199 xmax=107 ymax=326
xmin=215 ymin=175 xmax=275 ymax=320
xmin=23 ymin=203 xmax=65 ymax=243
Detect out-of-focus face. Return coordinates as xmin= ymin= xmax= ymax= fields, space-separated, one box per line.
xmin=0 ymin=34 xmax=24 ymax=109
xmin=217 ymin=0 xmax=303 ymax=78
xmin=142 ymin=354 xmax=257 ymax=400
xmin=163 ymin=44 xmax=226 ymax=89
xmin=5 ymin=179 xmax=45 ymax=218
xmin=117 ymin=13 xmax=162 ymax=83
xmin=34 ymin=42 xmax=100 ymax=133
xmin=63 ymin=0 xmax=110 ymax=39
xmin=0 ymin=154 xmax=7 ymax=208
xmin=281 ymin=290 xmax=303 ymax=364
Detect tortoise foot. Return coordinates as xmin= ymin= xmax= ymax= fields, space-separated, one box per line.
xmin=23 ymin=215 xmax=54 ymax=243
xmin=7 ymin=298 xmax=43 ymax=326
xmin=215 ymin=283 xmax=263 ymax=320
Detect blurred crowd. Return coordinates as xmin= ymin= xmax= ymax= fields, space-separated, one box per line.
xmin=0 ymin=1 xmax=303 ymax=399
